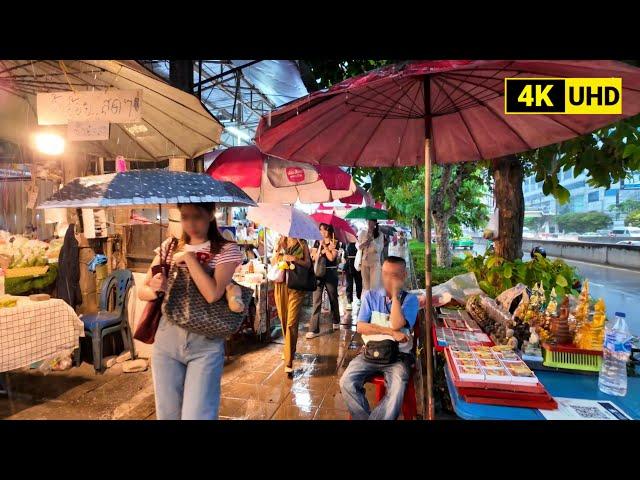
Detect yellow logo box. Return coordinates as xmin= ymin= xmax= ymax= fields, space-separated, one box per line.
xmin=504 ymin=78 xmax=622 ymax=114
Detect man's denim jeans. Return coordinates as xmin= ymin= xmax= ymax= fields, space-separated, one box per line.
xmin=339 ymin=353 xmax=410 ymax=420
xmin=152 ymin=317 xmax=225 ymax=420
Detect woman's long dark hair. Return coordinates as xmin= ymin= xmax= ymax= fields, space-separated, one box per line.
xmin=319 ymin=222 xmax=335 ymax=238
xmin=371 ymin=221 xmax=380 ymax=239
xmin=177 ymin=202 xmax=232 ymax=255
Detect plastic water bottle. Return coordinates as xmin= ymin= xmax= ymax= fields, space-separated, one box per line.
xmin=598 ymin=312 xmax=632 ymax=396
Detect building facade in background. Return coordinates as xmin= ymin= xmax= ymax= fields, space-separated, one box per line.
xmin=523 ymin=169 xmax=640 ymax=227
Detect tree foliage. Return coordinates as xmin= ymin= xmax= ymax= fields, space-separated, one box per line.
xmin=625 ymin=210 xmax=640 ymax=227
xmin=556 ymin=211 xmax=612 ymax=233
xmin=519 ymin=114 xmax=640 ymax=205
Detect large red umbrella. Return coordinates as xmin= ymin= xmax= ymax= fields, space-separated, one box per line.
xmin=206 ymin=145 xmax=356 ymax=204
xmin=310 ymin=212 xmax=357 ymax=244
xmin=339 ymin=185 xmax=374 ymax=206
xmin=256 ymin=60 xmax=640 ymax=419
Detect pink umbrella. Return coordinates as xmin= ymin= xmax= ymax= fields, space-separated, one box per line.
xmin=310 ymin=212 xmax=357 ymax=244
xmin=256 ymin=60 xmax=640 ymax=419
xmin=339 ymin=185 xmax=374 ymax=206
xmin=206 ymin=145 xmax=356 ymax=204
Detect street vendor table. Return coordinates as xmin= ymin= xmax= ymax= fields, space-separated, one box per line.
xmin=445 ymin=368 xmax=640 ymax=420
xmin=0 ymin=297 xmax=84 ymax=373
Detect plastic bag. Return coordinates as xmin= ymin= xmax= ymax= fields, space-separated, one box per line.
xmin=267 ymin=264 xmax=285 ymax=283
xmin=354 ymin=249 xmax=362 ymax=272
xmin=422 ymin=272 xmax=483 ymax=305
xmin=36 ymin=350 xmax=74 ymax=375
xmin=483 ymin=208 xmax=499 ymax=240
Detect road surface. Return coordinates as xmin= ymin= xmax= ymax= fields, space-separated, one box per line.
xmin=464 ymin=243 xmax=640 ymax=335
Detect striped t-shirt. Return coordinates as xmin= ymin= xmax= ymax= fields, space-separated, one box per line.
xmin=156 ymin=238 xmax=242 ymax=274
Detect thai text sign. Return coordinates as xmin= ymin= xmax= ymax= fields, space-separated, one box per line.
xmin=37 ymin=90 xmax=142 ymax=125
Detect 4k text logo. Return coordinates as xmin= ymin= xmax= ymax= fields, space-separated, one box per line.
xmin=504 ymin=78 xmax=622 ymax=114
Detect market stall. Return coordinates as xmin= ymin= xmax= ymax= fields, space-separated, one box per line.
xmin=427 ymin=273 xmax=639 ymax=420
xmin=0 ymin=296 xmax=83 ymax=374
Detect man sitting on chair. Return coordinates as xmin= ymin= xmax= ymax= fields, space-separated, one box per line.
xmin=339 ymin=256 xmax=419 ymax=420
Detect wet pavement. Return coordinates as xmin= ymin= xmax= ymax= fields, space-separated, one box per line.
xmin=1 ymin=306 xmax=422 ymax=420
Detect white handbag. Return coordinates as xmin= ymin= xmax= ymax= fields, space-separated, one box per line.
xmin=267 ymin=264 xmax=285 ymax=283
xmin=354 ymin=248 xmax=362 ymax=272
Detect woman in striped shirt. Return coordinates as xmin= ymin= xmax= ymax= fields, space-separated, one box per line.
xmin=138 ymin=202 xmax=242 ymax=420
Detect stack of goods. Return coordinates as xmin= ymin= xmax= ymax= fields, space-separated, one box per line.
xmin=445 ymin=345 xmax=557 ymax=409
xmin=0 ymin=232 xmax=61 ymax=295
xmin=435 ymin=308 xmax=492 ymax=350
xmin=465 ymin=295 xmax=512 ymax=346
xmin=233 ymin=259 xmax=265 ymax=286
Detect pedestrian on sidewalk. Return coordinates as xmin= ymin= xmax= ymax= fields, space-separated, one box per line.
xmin=307 ymin=223 xmax=341 ymax=338
xmin=272 ymin=236 xmax=311 ymax=376
xmin=358 ymin=220 xmax=383 ymax=295
xmin=138 ymin=202 xmax=242 ymax=420
xmin=344 ymin=241 xmax=362 ymax=311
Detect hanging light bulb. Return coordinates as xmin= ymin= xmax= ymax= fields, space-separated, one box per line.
xmin=34 ymin=132 xmax=65 ymax=155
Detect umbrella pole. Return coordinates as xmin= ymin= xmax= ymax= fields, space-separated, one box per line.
xmin=423 ymin=138 xmax=435 ymax=421
xmin=423 ymin=78 xmax=435 ymax=420
xmin=158 ymin=204 xmax=162 ymax=248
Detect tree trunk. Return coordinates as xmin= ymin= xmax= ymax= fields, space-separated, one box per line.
xmin=434 ymin=216 xmax=452 ymax=267
xmin=412 ymin=217 xmax=424 ymax=241
xmin=491 ymin=155 xmax=525 ymax=262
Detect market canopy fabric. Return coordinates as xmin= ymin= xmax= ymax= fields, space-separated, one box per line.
xmin=0 ymin=60 xmax=223 ymax=161
xmin=255 ymin=60 xmax=640 ymax=166
xmin=38 ymin=169 xmax=256 ymax=209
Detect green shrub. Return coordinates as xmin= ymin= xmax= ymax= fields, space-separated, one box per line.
xmin=462 ymin=251 xmax=581 ymax=298
xmin=409 ymin=240 xmax=467 ymax=288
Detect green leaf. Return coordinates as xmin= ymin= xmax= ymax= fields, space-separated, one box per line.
xmin=503 ymin=264 xmax=512 ymax=279
xmin=555 ymin=185 xmax=570 ymax=205
xmin=556 ymin=274 xmax=568 ymax=287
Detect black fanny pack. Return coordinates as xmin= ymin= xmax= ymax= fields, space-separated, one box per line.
xmin=363 ymin=339 xmax=399 ymax=365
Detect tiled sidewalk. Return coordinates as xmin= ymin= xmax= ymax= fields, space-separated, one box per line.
xmin=1 ymin=307 xmax=419 ymax=420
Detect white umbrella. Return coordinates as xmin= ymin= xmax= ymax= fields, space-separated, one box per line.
xmin=247 ymin=203 xmax=321 ymax=240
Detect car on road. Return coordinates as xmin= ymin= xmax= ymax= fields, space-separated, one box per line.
xmin=610 ymin=227 xmax=640 ymax=237
xmin=452 ymin=237 xmax=474 ymax=250
xmin=581 ymin=232 xmax=599 ymax=237
xmin=616 ymin=240 xmax=640 ymax=246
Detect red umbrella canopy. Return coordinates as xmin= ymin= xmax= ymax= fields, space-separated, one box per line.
xmin=339 ymin=185 xmax=374 ymax=206
xmin=316 ymin=165 xmax=352 ymax=190
xmin=205 ymin=145 xmax=356 ymax=203
xmin=310 ymin=212 xmax=357 ymax=244
xmin=256 ymin=60 xmax=640 ymax=167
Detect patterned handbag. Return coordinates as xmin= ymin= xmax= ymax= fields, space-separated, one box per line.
xmin=163 ymin=263 xmax=254 ymax=339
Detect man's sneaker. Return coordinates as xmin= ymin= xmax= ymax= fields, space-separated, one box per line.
xmin=305 ymin=331 xmax=321 ymax=339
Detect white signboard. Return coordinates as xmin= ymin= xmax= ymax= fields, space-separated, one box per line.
xmin=68 ymin=121 xmax=110 ymax=141
xmin=539 ymin=397 xmax=632 ymax=420
xmin=82 ymin=208 xmax=108 ymax=239
xmin=37 ymin=90 xmax=142 ymax=125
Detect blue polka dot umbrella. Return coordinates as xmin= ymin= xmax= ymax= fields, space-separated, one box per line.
xmin=38 ymin=169 xmax=256 ymax=209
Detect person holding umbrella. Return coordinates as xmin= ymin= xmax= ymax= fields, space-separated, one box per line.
xmin=138 ymin=202 xmax=243 ymax=420
xmin=307 ymin=223 xmax=341 ymax=338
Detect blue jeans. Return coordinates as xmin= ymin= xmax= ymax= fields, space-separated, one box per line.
xmin=152 ymin=317 xmax=225 ymax=420
xmin=339 ymin=353 xmax=410 ymax=420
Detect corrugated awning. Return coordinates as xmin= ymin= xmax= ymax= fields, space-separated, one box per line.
xmin=0 ymin=60 xmax=223 ymax=161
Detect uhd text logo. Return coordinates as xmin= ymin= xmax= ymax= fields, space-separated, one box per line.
xmin=504 ymin=78 xmax=622 ymax=114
